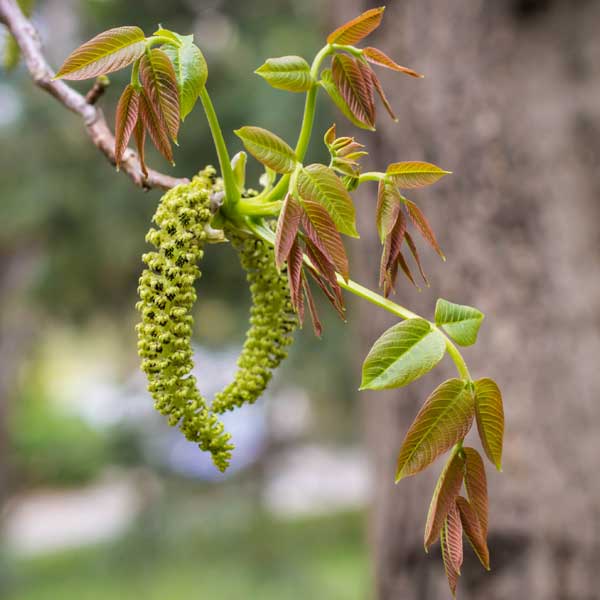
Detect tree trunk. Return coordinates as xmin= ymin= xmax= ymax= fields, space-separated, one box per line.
xmin=331 ymin=0 xmax=600 ymax=598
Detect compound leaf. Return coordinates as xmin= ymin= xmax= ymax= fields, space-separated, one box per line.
xmin=327 ymin=7 xmax=385 ymax=45
xmin=55 ymin=26 xmax=146 ymax=80
xmin=234 ymin=126 xmax=297 ymax=174
xmin=395 ymin=378 xmax=475 ymax=481
xmin=297 ymin=164 xmax=358 ymax=238
xmin=332 ymin=54 xmax=375 ymax=129
xmin=360 ymin=318 xmax=446 ymax=391
xmin=435 ymin=298 xmax=484 ymax=347
xmin=474 ymin=378 xmax=504 ymax=471
xmin=424 ymin=449 xmax=465 ymax=550
xmin=255 ymin=55 xmax=313 ymax=92
xmin=140 ymin=48 xmax=180 ymax=143
xmin=320 ymin=69 xmax=376 ymax=131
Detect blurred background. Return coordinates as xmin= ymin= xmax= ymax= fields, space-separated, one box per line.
xmin=1 ymin=0 xmax=599 ymax=599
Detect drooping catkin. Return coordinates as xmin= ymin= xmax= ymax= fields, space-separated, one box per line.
xmin=136 ymin=167 xmax=296 ymax=471
xmin=211 ymin=227 xmax=297 ymax=413
xmin=136 ymin=168 xmax=233 ymax=471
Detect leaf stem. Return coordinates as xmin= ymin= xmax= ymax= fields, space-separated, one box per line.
xmin=358 ymin=171 xmax=385 ymax=184
xmin=264 ymin=44 xmax=334 ymax=202
xmin=246 ymin=220 xmax=472 ymax=381
xmin=198 ymin=87 xmax=241 ymax=211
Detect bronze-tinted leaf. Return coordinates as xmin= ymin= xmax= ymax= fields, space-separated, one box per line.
xmin=440 ymin=507 xmax=461 ymax=598
xmin=463 ymin=447 xmax=489 ymax=539
xmin=370 ymin=68 xmax=397 ymax=121
xmin=404 ymin=198 xmax=445 ymax=260
xmin=445 ymin=502 xmax=464 ymax=575
xmin=302 ymin=199 xmax=349 ymax=281
xmin=474 ymin=378 xmax=504 ymax=471
xmin=332 ymin=54 xmax=376 ymax=129
xmin=287 ymin=238 xmax=304 ymax=321
xmin=387 ymin=161 xmax=451 ymax=189
xmin=363 ymin=47 xmax=424 ymax=78
xmin=424 ymin=449 xmax=465 ymax=550
xmin=275 ymin=193 xmax=302 ymax=269
xmin=133 ymin=115 xmax=148 ymax=177
xmin=138 ymin=88 xmax=173 ymax=164
xmin=327 ymin=7 xmax=385 ymax=45
xmin=114 ymin=84 xmax=140 ymax=169
xmin=234 ymin=126 xmax=297 ymax=174
xmin=376 ymin=180 xmax=402 ymax=242
xmin=456 ymin=496 xmax=490 ymax=570
xmin=140 ymin=48 xmax=180 ymax=142
xmin=302 ymin=275 xmax=322 ymax=337
xmin=55 ymin=26 xmax=146 ymax=80
xmin=404 ymin=231 xmax=429 ymax=285
xmin=395 ymin=379 xmax=475 ymax=481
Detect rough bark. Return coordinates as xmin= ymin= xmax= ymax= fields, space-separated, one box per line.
xmin=332 ymin=0 xmax=600 ymax=598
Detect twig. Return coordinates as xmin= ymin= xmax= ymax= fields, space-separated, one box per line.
xmin=0 ymin=0 xmax=185 ymax=191
xmin=85 ymin=75 xmax=110 ymax=105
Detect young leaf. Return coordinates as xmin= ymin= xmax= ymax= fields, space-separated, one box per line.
xmin=162 ymin=34 xmax=207 ymax=121
xmin=456 ymin=496 xmax=490 ymax=570
xmin=138 ymin=88 xmax=173 ymax=164
xmin=435 ymin=298 xmax=484 ymax=347
xmin=287 ymin=238 xmax=304 ymax=320
xmin=404 ymin=231 xmax=429 ymax=285
xmin=320 ymin=69 xmax=376 ymax=131
xmin=441 ymin=503 xmax=464 ymax=597
xmin=326 ymin=6 xmax=385 ymax=45
xmin=133 ymin=115 xmax=148 ymax=177
xmin=360 ymin=318 xmax=446 ymax=391
xmin=404 ymin=198 xmax=445 ymax=259
xmin=114 ymin=84 xmax=140 ymax=169
xmin=302 ymin=275 xmax=323 ymax=337
xmin=369 ymin=68 xmax=397 ymax=121
xmin=255 ymin=55 xmax=313 ymax=92
xmin=395 ymin=378 xmax=475 ymax=481
xmin=332 ymin=54 xmax=376 ymax=130
xmin=140 ymin=48 xmax=180 ymax=142
xmin=376 ymin=180 xmax=402 ymax=242
xmin=231 ymin=151 xmax=247 ymax=192
xmin=363 ymin=47 xmax=424 ymax=78
xmin=440 ymin=519 xmax=459 ymax=598
xmin=274 ymin=193 xmax=302 ymax=269
xmin=387 ymin=161 xmax=451 ymax=189
xmin=302 ymin=199 xmax=349 ymax=281
xmin=474 ymin=378 xmax=504 ymax=471
xmin=324 ymin=123 xmax=337 ymax=148
xmin=234 ymin=126 xmax=297 ymax=174
xmin=424 ymin=449 xmax=465 ymax=550
xmin=463 ymin=447 xmax=489 ymax=539
xmin=54 ymin=26 xmax=146 ymax=80
xmin=297 ymin=164 xmax=358 ymax=238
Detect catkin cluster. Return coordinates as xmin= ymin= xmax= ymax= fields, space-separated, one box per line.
xmin=211 ymin=227 xmax=297 ymax=413
xmin=136 ymin=167 xmax=296 ymax=471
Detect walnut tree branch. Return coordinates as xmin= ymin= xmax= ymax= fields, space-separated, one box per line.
xmin=0 ymin=0 xmax=185 ymax=191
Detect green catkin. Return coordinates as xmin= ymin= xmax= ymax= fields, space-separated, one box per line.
xmin=136 ymin=167 xmax=296 ymax=471
xmin=211 ymin=227 xmax=297 ymax=413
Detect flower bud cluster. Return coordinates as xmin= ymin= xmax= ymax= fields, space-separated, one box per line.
xmin=136 ymin=168 xmax=233 ymax=471
xmin=211 ymin=228 xmax=297 ymax=413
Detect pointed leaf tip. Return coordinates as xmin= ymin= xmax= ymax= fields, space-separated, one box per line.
xmin=326 ymin=7 xmax=385 ymax=46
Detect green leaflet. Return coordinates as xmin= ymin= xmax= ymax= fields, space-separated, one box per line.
xmin=297 ymin=164 xmax=359 ymax=238
xmin=320 ymin=69 xmax=376 ymax=131
xmin=474 ymin=378 xmax=504 ymax=471
xmin=234 ymin=126 xmax=297 ymax=174
xmin=386 ymin=161 xmax=451 ymax=189
xmin=360 ymin=318 xmax=446 ymax=390
xmin=255 ymin=55 xmax=313 ymax=92
xmin=435 ymin=298 xmax=484 ymax=347
xmin=161 ymin=32 xmax=207 ymax=121
xmin=395 ymin=378 xmax=475 ymax=481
